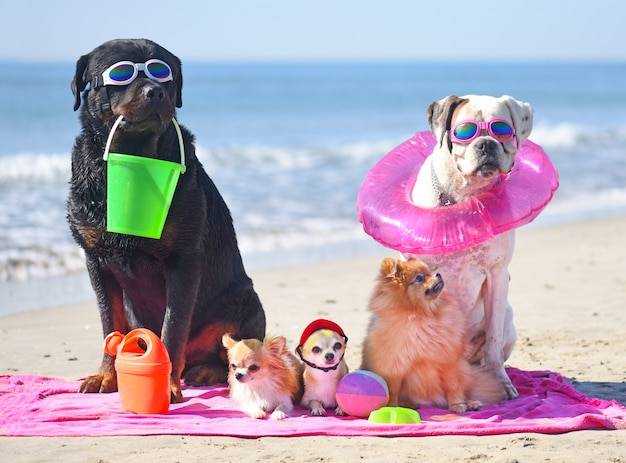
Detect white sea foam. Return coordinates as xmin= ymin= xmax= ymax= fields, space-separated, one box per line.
xmin=195 ymin=139 xmax=397 ymax=173
xmin=0 ymin=122 xmax=624 ymax=286
xmin=1 ymin=121 xmax=624 ymax=185
xmin=0 ymin=152 xmax=70 ymax=184
xmin=530 ymin=122 xmax=626 ymax=151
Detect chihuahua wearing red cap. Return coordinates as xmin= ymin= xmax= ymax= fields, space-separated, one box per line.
xmin=296 ymin=319 xmax=349 ymax=416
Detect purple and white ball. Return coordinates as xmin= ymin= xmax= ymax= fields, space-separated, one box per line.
xmin=335 ymin=370 xmax=389 ymax=417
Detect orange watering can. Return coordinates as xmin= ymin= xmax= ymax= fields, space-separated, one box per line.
xmin=104 ymin=328 xmax=172 ymax=414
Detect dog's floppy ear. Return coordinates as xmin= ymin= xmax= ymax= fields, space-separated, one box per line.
xmin=166 ymin=53 xmax=184 ymax=108
xmin=174 ymin=61 xmax=183 ymax=108
xmin=427 ymin=95 xmax=467 ymax=149
xmin=71 ymin=53 xmax=91 ymax=111
xmin=499 ymin=95 xmax=534 ymax=149
xmin=157 ymin=44 xmax=184 ymax=108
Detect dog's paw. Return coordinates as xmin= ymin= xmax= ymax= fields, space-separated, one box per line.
xmin=449 ymin=399 xmax=483 ymax=413
xmin=466 ymin=400 xmax=483 ymax=411
xmin=304 ymin=399 xmax=327 ymax=416
xmin=334 ymin=406 xmax=347 ymax=416
xmin=183 ymin=364 xmax=228 ymax=387
xmin=271 ymin=403 xmax=294 ymax=420
xmin=170 ymin=379 xmax=184 ymax=404
xmin=448 ymin=402 xmax=469 ymax=413
xmin=270 ymin=410 xmax=288 ymax=420
xmin=449 ymin=400 xmax=482 ymax=413
xmin=503 ymin=381 xmax=519 ymax=400
xmin=246 ymin=407 xmax=267 ymax=419
xmin=311 ymin=406 xmax=327 ymax=417
xmin=494 ymin=371 xmax=519 ymax=400
xmin=79 ymin=372 xmax=117 ymax=394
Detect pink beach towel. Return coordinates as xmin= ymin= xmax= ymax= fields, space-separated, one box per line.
xmin=1 ymin=368 xmax=624 ymax=437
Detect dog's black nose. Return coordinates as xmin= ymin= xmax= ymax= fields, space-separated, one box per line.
xmin=475 ymin=138 xmax=499 ymax=152
xmin=142 ymin=82 xmax=165 ymax=102
xmin=235 ymin=372 xmax=244 ymax=381
xmin=325 ymin=353 xmax=334 ymax=361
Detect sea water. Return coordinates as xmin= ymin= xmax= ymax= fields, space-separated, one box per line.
xmin=1 ymin=61 xmax=625 ymax=312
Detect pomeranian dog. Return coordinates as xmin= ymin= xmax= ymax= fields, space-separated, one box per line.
xmin=361 ymin=258 xmax=506 ymax=413
xmin=296 ymin=319 xmax=349 ymax=416
xmin=222 ymin=334 xmax=303 ymax=420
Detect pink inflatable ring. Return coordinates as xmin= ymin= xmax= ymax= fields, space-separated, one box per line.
xmin=356 ymin=131 xmax=559 ymax=255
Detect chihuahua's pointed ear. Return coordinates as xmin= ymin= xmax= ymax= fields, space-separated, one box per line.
xmin=266 ymin=336 xmax=287 ymax=355
xmin=71 ymin=54 xmax=90 ymax=111
xmin=222 ymin=333 xmax=237 ymax=350
xmin=427 ymin=95 xmax=467 ymax=150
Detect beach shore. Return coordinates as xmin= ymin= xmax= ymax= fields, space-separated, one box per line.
xmin=1 ymin=215 xmax=625 ymax=462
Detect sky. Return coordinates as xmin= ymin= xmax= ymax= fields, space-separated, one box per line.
xmin=2 ymin=0 xmax=625 ymax=63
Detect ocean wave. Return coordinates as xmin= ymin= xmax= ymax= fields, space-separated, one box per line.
xmin=0 ymin=243 xmax=85 ymax=282
xmin=546 ymin=187 xmax=626 ymax=214
xmin=1 ymin=122 xmax=625 ymax=284
xmin=0 ymin=140 xmax=396 ymax=185
xmin=0 ymin=152 xmax=70 ymax=185
xmin=199 ymin=123 xmax=626 ymax=170
xmin=195 ymin=139 xmax=398 ymax=172
xmin=2 ymin=122 xmax=625 ymax=185
xmin=530 ymin=122 xmax=626 ymax=151
xmin=2 ymin=188 xmax=624 ymax=284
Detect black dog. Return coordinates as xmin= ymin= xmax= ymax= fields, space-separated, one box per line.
xmin=69 ymin=38 xmax=265 ymax=402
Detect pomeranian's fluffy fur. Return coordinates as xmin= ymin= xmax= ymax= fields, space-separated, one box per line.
xmin=222 ymin=334 xmax=303 ymax=420
xmin=298 ymin=328 xmax=349 ymax=416
xmin=361 ymin=258 xmax=506 ymax=413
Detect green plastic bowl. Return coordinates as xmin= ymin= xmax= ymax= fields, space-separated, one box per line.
xmin=368 ymin=406 xmax=422 ymax=424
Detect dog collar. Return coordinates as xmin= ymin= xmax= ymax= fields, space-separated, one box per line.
xmin=296 ymin=348 xmax=346 ymax=373
xmin=430 ymin=158 xmax=453 ymax=207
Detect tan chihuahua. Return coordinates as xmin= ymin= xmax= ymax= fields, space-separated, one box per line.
xmin=296 ymin=319 xmax=349 ymax=416
xmin=222 ymin=334 xmax=303 ymax=420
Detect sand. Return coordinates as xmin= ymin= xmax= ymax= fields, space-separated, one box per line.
xmin=1 ymin=215 xmax=625 ymax=462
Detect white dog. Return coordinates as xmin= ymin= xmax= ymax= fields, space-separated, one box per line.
xmin=406 ymin=94 xmax=534 ymax=400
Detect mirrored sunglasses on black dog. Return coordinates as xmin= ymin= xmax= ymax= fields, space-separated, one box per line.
xmin=95 ymin=59 xmax=173 ymax=87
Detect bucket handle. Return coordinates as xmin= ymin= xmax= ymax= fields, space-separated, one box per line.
xmin=103 ymin=115 xmax=186 ymax=173
xmin=102 ymin=115 xmax=124 ymax=162
xmin=171 ymin=118 xmax=186 ymax=173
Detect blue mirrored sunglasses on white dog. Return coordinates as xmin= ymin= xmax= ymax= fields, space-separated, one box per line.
xmin=450 ymin=119 xmax=515 ymax=144
xmin=100 ymin=59 xmax=173 ymax=86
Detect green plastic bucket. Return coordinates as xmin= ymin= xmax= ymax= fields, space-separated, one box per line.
xmin=104 ymin=117 xmax=186 ymax=239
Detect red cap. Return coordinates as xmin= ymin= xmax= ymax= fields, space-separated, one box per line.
xmin=298 ymin=319 xmax=346 ymax=346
